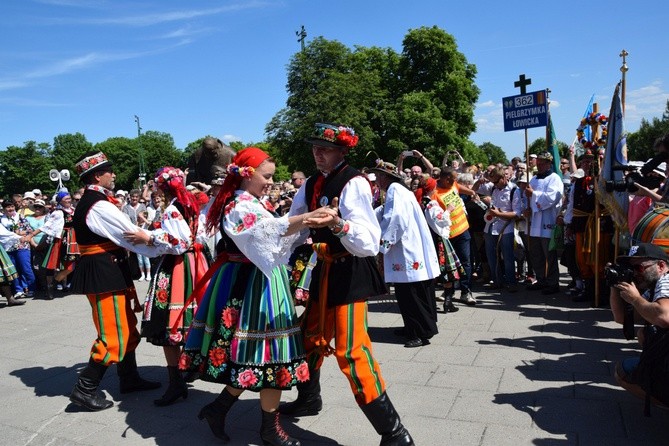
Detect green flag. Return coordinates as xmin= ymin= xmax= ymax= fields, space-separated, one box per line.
xmin=548 ymin=115 xmax=561 ymax=178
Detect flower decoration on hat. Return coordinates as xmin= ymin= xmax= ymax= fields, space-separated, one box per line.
xmin=311 ymin=123 xmax=359 ymax=148
xmin=576 ymin=112 xmax=608 ymax=149
xmin=374 ymin=158 xmax=398 ymax=174
xmin=226 ymin=163 xmax=255 ymax=178
xmin=75 ymin=151 xmax=112 ymax=177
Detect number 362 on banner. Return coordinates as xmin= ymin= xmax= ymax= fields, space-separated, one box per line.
xmin=502 ymin=90 xmax=548 ymax=132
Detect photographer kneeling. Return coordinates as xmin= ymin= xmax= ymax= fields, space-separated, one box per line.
xmin=609 ymin=243 xmax=669 ymax=413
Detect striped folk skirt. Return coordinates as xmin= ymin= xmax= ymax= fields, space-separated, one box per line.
xmin=180 ymin=262 xmax=308 ymax=391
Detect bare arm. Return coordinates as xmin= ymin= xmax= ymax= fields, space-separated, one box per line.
xmin=413 ymin=150 xmax=434 ymax=171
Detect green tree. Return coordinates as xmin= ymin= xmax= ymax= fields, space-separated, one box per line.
xmin=266 ymin=27 xmax=480 ymax=172
xmin=0 ymin=141 xmax=53 ymax=197
xmin=477 ymin=142 xmax=508 ymax=165
xmin=94 ymin=131 xmax=181 ymax=190
xmin=53 ymin=133 xmax=93 ymax=174
xmin=626 ymin=100 xmax=669 ymax=161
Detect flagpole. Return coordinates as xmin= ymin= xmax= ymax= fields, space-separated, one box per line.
xmin=620 ymin=50 xmax=628 ymax=115
xmin=592 ymin=102 xmax=601 ymax=307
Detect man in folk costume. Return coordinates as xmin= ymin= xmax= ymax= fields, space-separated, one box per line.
xmin=284 ymin=123 xmax=414 ymax=446
xmin=563 ymin=151 xmax=613 ymax=304
xmin=369 ymin=160 xmax=441 ymax=348
xmin=68 ymin=151 xmax=164 ymax=411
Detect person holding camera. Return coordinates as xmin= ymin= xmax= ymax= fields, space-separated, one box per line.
xmin=610 ymin=243 xmax=669 ymax=411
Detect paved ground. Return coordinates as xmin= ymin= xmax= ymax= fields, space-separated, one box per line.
xmin=1 ymin=273 xmax=667 ymax=446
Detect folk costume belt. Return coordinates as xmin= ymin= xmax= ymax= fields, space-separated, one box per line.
xmin=78 ymin=241 xmax=121 ymax=256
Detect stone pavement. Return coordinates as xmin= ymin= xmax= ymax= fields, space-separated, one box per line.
xmin=1 ymin=275 xmax=667 ymax=446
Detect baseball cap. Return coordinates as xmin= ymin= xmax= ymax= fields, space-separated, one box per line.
xmin=617 ymin=243 xmax=669 ymax=265
xmin=32 ymin=189 xmax=42 ymax=196
xmin=23 ymin=191 xmax=36 ymax=200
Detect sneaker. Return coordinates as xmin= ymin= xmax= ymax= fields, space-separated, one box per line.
xmin=56 ymin=284 xmax=63 ymax=291
xmin=523 ymin=276 xmax=535 ymax=284
xmin=25 ymin=291 xmax=34 ymax=298
xmin=13 ymin=291 xmax=25 ymax=299
xmin=461 ymin=291 xmax=476 ymax=306
xmin=138 ymin=275 xmax=146 ymax=282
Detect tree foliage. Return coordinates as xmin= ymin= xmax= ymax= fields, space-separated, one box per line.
xmin=266 ymin=26 xmax=481 ymax=173
xmin=477 ymin=142 xmax=509 ymax=165
xmin=626 ymin=100 xmax=669 ymax=161
xmin=0 ymin=141 xmax=53 ymax=197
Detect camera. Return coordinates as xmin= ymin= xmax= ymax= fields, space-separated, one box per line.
xmin=280 ymin=190 xmax=296 ymax=200
xmin=604 ymin=263 xmax=634 ymax=287
xmin=606 ymin=151 xmax=669 ymax=193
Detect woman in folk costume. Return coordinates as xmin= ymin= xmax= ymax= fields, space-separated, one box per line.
xmin=0 ymin=224 xmax=25 ymax=306
xmin=179 ymin=147 xmax=336 ymax=446
xmin=123 ymin=167 xmax=211 ymax=406
xmin=41 ymin=191 xmax=80 ymax=291
xmin=424 ymin=198 xmax=465 ymax=313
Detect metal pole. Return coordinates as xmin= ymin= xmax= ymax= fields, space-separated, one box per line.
xmin=134 ymin=115 xmax=146 ymax=187
xmin=620 ymin=49 xmax=628 ymax=115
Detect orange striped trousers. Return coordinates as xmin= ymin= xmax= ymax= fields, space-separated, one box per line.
xmin=303 ymin=300 xmax=386 ymax=405
xmin=86 ymin=290 xmax=140 ymax=365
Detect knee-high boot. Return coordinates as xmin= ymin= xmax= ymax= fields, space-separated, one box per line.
xmin=360 ymin=392 xmax=414 ymax=446
xmin=278 ymin=368 xmax=322 ymax=416
xmin=117 ymin=350 xmax=161 ymax=394
xmin=69 ymin=358 xmax=113 ymax=411
xmin=198 ymin=387 xmax=239 ymax=442
xmin=154 ymin=365 xmax=188 ymax=406
xmin=260 ymin=409 xmax=301 ymax=446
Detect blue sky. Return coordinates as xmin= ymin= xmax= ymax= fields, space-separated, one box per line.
xmin=2 ymin=0 xmax=669 ymax=161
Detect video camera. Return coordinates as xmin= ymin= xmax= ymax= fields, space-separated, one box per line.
xmin=604 ymin=263 xmax=634 ymax=288
xmin=605 ymin=151 xmax=669 ymax=193
xmin=605 ymin=263 xmax=636 ymax=340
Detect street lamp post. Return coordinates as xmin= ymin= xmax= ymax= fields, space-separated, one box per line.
xmin=134 ymin=115 xmax=146 ymax=187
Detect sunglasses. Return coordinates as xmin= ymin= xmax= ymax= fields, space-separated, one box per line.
xmin=633 ymin=261 xmax=657 ymax=273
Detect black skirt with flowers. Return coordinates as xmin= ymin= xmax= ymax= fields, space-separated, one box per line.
xmin=141 ymin=249 xmax=209 ymax=347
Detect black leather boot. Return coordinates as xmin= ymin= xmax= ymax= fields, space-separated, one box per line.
xmin=117 ymin=350 xmax=161 ymax=394
xmin=154 ymin=366 xmax=188 ymax=406
xmin=198 ymin=387 xmax=239 ymax=442
xmin=260 ymin=409 xmax=301 ymax=446
xmin=69 ymin=358 xmax=113 ymax=411
xmin=442 ymin=289 xmax=458 ymax=313
xmin=360 ymin=392 xmax=414 ymax=446
xmin=278 ymin=368 xmax=322 ymax=417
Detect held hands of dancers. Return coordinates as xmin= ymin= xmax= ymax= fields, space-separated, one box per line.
xmin=303 ymin=197 xmax=339 ymax=229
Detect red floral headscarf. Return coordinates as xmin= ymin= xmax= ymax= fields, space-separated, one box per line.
xmin=154 ymin=166 xmax=200 ymax=225
xmin=206 ymin=147 xmax=271 ymax=233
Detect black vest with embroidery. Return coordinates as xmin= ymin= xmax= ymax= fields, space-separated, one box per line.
xmin=70 ymin=189 xmax=132 ymax=294
xmin=571 ymin=176 xmax=613 ymax=233
xmin=304 ymin=163 xmax=386 ymax=306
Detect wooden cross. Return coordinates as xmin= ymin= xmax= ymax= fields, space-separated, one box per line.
xmin=514 ymin=74 xmax=532 ymax=94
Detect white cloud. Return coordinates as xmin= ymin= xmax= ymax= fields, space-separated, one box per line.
xmin=221 ymin=134 xmax=243 ymax=143
xmin=625 ymin=80 xmax=669 ymax=125
xmin=49 ymin=2 xmax=272 ymax=27
xmin=478 ymin=100 xmax=495 ymax=108
xmin=0 ymin=97 xmax=72 ymax=107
